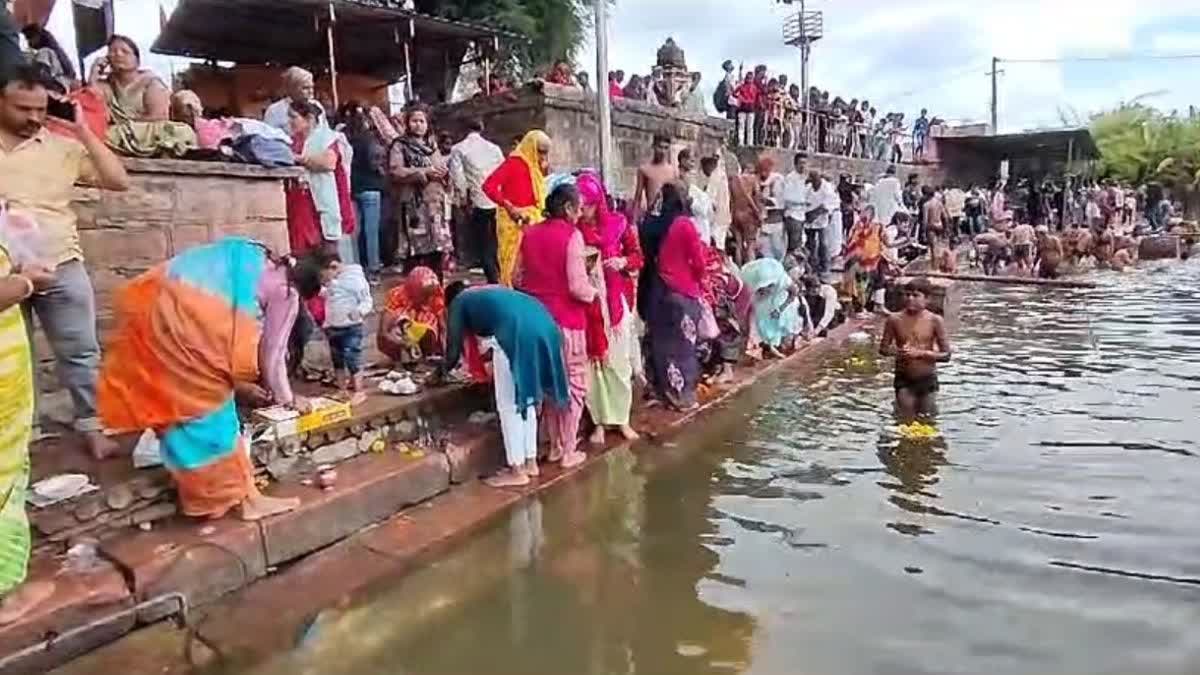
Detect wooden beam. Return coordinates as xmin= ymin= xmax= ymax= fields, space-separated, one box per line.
xmin=907 ymin=271 xmax=1096 ymax=288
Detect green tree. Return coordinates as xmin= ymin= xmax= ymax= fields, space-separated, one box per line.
xmin=414 ymin=0 xmax=594 ymax=77
xmin=1090 ymin=104 xmax=1200 ymax=217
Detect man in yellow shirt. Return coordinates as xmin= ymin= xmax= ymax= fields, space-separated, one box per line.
xmin=0 ymin=63 xmax=129 ymax=459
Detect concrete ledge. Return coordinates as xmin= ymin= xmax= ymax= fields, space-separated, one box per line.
xmin=99 ymin=516 xmax=267 ymax=623
xmin=0 ymin=558 xmax=132 ymax=675
xmin=260 ymin=451 xmax=452 ymax=566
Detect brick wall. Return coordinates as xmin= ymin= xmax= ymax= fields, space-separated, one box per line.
xmin=31 ymin=160 xmax=296 ymax=402
xmin=72 ymin=159 xmax=297 ymax=318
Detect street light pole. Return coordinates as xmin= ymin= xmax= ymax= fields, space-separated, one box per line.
xmin=990 ymin=55 xmax=999 ymax=134
xmin=594 ymin=0 xmax=614 ymax=187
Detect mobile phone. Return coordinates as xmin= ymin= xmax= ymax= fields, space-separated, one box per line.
xmin=47 ymin=98 xmax=75 ymax=122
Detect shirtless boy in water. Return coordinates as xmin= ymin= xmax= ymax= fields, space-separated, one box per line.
xmin=1010 ymin=222 xmax=1036 ymax=274
xmin=1035 ymin=225 xmax=1065 ymax=279
xmin=879 ymin=279 xmax=952 ymax=422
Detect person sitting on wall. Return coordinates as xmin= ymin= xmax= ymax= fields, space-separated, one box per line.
xmin=88 ymin=35 xmax=196 ymax=158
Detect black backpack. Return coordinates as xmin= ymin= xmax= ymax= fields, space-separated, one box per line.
xmin=713 ymin=79 xmax=730 ymax=113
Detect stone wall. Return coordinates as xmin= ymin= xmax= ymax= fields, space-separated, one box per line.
xmin=71 ymin=159 xmax=297 ymax=319
xmin=32 ymin=160 xmax=296 ymax=401
xmin=435 ymin=84 xmax=948 ymax=199
xmin=435 ymin=83 xmax=731 ymax=199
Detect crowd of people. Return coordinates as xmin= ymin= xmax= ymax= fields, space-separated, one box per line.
xmin=711 ymin=61 xmax=939 ymax=161
xmin=0 ymin=10 xmax=1186 ymax=627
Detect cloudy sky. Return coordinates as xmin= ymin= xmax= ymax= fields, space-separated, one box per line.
xmin=42 ymin=0 xmax=1200 ymax=132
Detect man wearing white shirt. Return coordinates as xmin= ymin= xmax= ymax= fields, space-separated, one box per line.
xmin=449 ymin=118 xmax=505 ymax=283
xmin=780 ymin=153 xmax=809 ymax=257
xmin=679 ymin=149 xmax=714 ymax=244
xmin=804 ymin=171 xmax=840 ymax=274
xmin=759 ymin=163 xmax=786 ymax=260
xmin=870 ymin=164 xmax=905 ymax=229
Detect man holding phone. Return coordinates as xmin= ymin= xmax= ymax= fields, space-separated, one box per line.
xmin=0 ymin=63 xmax=130 ymax=459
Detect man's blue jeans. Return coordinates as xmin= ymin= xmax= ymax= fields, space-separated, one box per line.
xmin=22 ymin=260 xmax=102 ymax=432
xmin=354 ymin=190 xmax=382 ymax=272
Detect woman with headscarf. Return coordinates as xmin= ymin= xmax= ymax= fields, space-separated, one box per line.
xmin=378 ymin=266 xmax=445 ymax=366
xmin=699 ymin=245 xmax=750 ymax=381
xmin=88 ymin=35 xmax=196 ymax=157
xmin=576 ymin=172 xmax=644 ymax=445
xmin=439 ymin=284 xmax=569 ymax=488
xmin=515 ymin=183 xmax=597 ymax=469
xmin=264 ymin=66 xmax=323 ymax=131
xmin=843 ymin=204 xmax=884 ymax=315
xmin=285 ymin=100 xmax=356 ymax=260
xmin=482 ymin=130 xmax=550 ymax=286
xmin=99 ymin=239 xmax=338 ymax=521
xmin=740 ymin=256 xmax=804 ymax=358
xmin=388 ymin=106 xmax=452 ymax=275
xmin=641 ymin=182 xmax=707 ymax=411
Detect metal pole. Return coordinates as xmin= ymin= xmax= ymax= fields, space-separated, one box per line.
xmin=404 ymin=18 xmax=414 ymax=102
xmin=594 ymin=0 xmax=613 ymax=188
xmin=990 ymin=55 xmax=998 ymax=134
xmin=326 ymin=1 xmax=339 ymax=110
xmin=798 ymin=0 xmax=811 ymax=152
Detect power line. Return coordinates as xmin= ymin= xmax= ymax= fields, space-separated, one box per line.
xmin=874 ymin=62 xmax=989 ymax=107
xmin=1000 ymin=53 xmax=1200 ymax=64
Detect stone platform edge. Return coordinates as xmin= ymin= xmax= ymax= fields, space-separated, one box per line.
xmin=1 ymin=318 xmax=869 ymax=674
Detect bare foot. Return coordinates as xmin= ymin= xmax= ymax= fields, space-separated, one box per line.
xmin=547 ymin=445 xmax=564 ymax=463
xmin=85 ymin=431 xmax=121 ymax=461
xmin=240 ymin=493 xmax=300 ymax=521
xmin=618 ymin=425 xmax=640 ymax=441
xmin=484 ymin=469 xmax=530 ymax=488
xmin=560 ymin=451 xmax=587 ymax=469
xmin=348 ymin=391 xmax=369 ymax=406
xmin=524 ymin=460 xmax=539 ymax=477
xmin=0 ymin=580 xmax=56 ymax=625
xmin=589 ymin=426 xmax=606 ymax=446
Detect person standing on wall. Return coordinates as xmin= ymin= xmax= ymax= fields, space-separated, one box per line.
xmin=0 ymin=63 xmax=130 ymax=459
xmin=449 ymin=118 xmax=504 ymax=284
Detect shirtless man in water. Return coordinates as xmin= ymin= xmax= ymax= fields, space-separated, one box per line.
xmin=633 ymin=134 xmax=678 ymax=222
xmin=879 ymin=279 xmax=952 ymax=422
xmin=1010 ymin=221 xmax=1036 ymax=274
xmin=1035 ymin=225 xmax=1065 ymax=279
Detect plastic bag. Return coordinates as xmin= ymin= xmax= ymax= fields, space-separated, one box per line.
xmin=0 ymin=202 xmax=50 ymax=268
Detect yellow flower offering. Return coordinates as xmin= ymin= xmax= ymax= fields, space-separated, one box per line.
xmin=898 ymin=421 xmax=940 ymax=440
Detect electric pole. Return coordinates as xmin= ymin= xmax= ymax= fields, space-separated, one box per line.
xmin=782 ymin=0 xmax=823 ymax=142
xmin=594 ymin=0 xmax=613 ymax=187
xmin=990 ymin=56 xmax=999 ymax=134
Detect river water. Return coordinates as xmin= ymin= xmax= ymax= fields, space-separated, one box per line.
xmin=98 ymin=260 xmax=1200 ymax=675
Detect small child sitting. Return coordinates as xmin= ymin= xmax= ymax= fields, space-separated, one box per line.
xmin=323 ymin=258 xmax=373 ymax=395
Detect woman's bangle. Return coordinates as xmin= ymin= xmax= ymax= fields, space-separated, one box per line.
xmin=12 ymin=275 xmax=34 ymax=300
